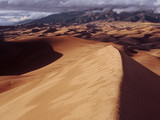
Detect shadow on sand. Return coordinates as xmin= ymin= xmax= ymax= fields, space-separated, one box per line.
xmin=0 ymin=40 xmax=62 ymax=75
xmin=119 ymin=51 xmax=160 ymax=120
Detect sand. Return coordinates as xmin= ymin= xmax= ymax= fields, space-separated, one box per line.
xmin=119 ymin=51 xmax=160 ymax=120
xmin=0 ymin=36 xmax=159 ymax=120
xmin=133 ymin=51 xmax=160 ymax=75
xmin=0 ymin=44 xmax=123 ymax=120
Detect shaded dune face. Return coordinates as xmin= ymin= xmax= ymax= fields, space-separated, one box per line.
xmin=0 ymin=40 xmax=62 ymax=75
xmin=119 ymin=51 xmax=160 ymax=120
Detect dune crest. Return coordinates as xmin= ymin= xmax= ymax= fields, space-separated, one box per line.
xmin=0 ymin=45 xmax=123 ymax=120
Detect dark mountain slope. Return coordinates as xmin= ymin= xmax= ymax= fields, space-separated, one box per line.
xmin=28 ymin=9 xmax=160 ymax=25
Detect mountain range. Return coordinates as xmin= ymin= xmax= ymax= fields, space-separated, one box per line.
xmin=22 ymin=9 xmax=160 ymax=25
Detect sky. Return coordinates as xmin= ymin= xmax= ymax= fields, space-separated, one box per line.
xmin=1 ymin=0 xmax=160 ymax=25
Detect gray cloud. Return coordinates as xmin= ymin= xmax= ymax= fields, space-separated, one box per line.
xmin=1 ymin=0 xmax=160 ymax=25
xmin=1 ymin=0 xmax=160 ymax=12
xmin=0 ymin=10 xmax=52 ymax=25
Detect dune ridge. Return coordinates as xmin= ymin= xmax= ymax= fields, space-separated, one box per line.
xmin=0 ymin=45 xmax=123 ymax=120
xmin=119 ymin=51 xmax=160 ymax=120
xmin=0 ymin=36 xmax=159 ymax=120
xmin=0 ymin=36 xmax=107 ymax=93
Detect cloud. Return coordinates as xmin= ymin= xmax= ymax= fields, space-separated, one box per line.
xmin=0 ymin=0 xmax=159 ymax=12
xmin=113 ymin=7 xmax=140 ymax=14
xmin=0 ymin=10 xmax=52 ymax=25
xmin=112 ymin=6 xmax=156 ymax=14
xmin=154 ymin=0 xmax=160 ymax=6
xmin=1 ymin=0 xmax=160 ymax=25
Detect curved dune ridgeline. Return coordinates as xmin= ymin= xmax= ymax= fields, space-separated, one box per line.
xmin=0 ymin=36 xmax=101 ymax=94
xmin=0 ymin=41 xmax=123 ymax=120
xmin=0 ymin=40 xmax=62 ymax=75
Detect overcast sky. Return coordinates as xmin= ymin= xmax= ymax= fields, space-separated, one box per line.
xmin=1 ymin=0 xmax=160 ymax=25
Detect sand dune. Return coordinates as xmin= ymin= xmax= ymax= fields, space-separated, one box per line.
xmin=120 ymin=51 xmax=160 ymax=120
xmin=0 ymin=45 xmax=123 ymax=120
xmin=0 ymin=36 xmax=100 ymax=92
xmin=0 ymin=36 xmax=159 ymax=120
xmin=133 ymin=51 xmax=160 ymax=75
xmin=0 ymin=39 xmax=62 ymax=75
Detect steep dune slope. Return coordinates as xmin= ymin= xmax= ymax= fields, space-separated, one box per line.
xmin=0 ymin=45 xmax=123 ymax=120
xmin=119 ymin=51 xmax=160 ymax=120
xmin=0 ymin=39 xmax=62 ymax=75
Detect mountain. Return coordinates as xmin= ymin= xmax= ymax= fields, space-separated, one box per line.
xmin=27 ymin=9 xmax=160 ymax=25
xmin=16 ymin=19 xmax=35 ymax=25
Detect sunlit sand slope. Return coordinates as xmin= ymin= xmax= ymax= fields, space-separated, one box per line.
xmin=0 ymin=36 xmax=101 ymax=92
xmin=0 ymin=45 xmax=123 ymax=120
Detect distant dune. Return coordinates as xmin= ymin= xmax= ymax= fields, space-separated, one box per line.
xmin=132 ymin=51 xmax=160 ymax=75
xmin=0 ymin=36 xmax=159 ymax=120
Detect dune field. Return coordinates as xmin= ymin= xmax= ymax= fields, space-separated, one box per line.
xmin=0 ymin=35 xmax=159 ymax=120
